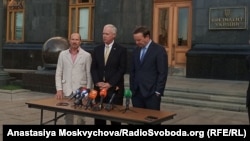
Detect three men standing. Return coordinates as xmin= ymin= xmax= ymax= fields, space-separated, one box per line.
xmin=55 ymin=25 xmax=168 ymax=125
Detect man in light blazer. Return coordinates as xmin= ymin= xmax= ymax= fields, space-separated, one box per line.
xmin=91 ymin=24 xmax=127 ymax=125
xmin=130 ymin=26 xmax=168 ymax=111
xmin=55 ymin=33 xmax=92 ymax=124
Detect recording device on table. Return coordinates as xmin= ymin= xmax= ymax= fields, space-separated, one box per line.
xmin=104 ymin=87 xmax=119 ymax=111
xmin=120 ymin=88 xmax=136 ymax=113
xmin=92 ymin=88 xmax=107 ymax=111
xmin=85 ymin=89 xmax=98 ymax=110
xmin=144 ymin=116 xmax=158 ymax=121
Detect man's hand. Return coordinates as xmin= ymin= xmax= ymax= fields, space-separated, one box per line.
xmin=101 ymin=82 xmax=111 ymax=89
xmin=96 ymin=82 xmax=105 ymax=87
xmin=96 ymin=82 xmax=111 ymax=89
xmin=55 ymin=90 xmax=63 ymax=100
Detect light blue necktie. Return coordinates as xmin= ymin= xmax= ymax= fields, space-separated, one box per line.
xmin=140 ymin=47 xmax=146 ymax=62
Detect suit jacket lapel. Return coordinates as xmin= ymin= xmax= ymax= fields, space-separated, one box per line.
xmin=142 ymin=44 xmax=151 ymax=62
xmin=74 ymin=52 xmax=82 ymax=65
xmin=139 ymin=42 xmax=153 ymax=65
xmin=101 ymin=44 xmax=106 ymax=66
xmin=65 ymin=50 xmax=73 ymax=65
xmin=136 ymin=48 xmax=142 ymax=65
xmin=105 ymin=43 xmax=117 ymax=65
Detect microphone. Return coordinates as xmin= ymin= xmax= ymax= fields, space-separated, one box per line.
xmin=85 ymin=89 xmax=98 ymax=110
xmin=99 ymin=88 xmax=107 ymax=109
xmin=105 ymin=87 xmax=119 ymax=111
xmin=124 ymin=89 xmax=132 ymax=110
xmin=92 ymin=88 xmax=107 ymax=111
xmin=74 ymin=88 xmax=89 ymax=106
xmin=69 ymin=87 xmax=83 ymax=100
xmin=120 ymin=89 xmax=136 ymax=113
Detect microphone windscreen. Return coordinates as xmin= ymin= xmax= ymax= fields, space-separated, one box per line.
xmin=80 ymin=87 xmax=87 ymax=91
xmin=124 ymin=89 xmax=132 ymax=98
xmin=80 ymin=88 xmax=88 ymax=95
xmin=100 ymin=88 xmax=107 ymax=97
xmin=89 ymin=89 xmax=98 ymax=99
xmin=75 ymin=87 xmax=83 ymax=94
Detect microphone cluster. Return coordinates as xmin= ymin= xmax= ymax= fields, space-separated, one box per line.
xmin=68 ymin=87 xmax=134 ymax=113
xmin=74 ymin=88 xmax=89 ymax=106
xmin=69 ymin=87 xmax=89 ymax=107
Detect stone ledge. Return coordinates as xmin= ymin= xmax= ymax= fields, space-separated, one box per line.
xmin=0 ymin=89 xmax=31 ymax=94
xmin=4 ymin=69 xmax=36 ymax=74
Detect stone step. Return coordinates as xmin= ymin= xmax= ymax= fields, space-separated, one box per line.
xmin=166 ymin=86 xmax=245 ymax=97
xmin=162 ymin=96 xmax=247 ymax=112
xmin=162 ymin=89 xmax=247 ymax=112
xmin=164 ymin=91 xmax=246 ymax=105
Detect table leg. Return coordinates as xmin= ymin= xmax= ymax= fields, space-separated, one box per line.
xmin=40 ymin=109 xmax=44 ymax=125
xmin=54 ymin=112 xmax=57 ymax=125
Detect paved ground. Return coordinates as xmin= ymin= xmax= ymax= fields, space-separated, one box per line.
xmin=0 ymin=75 xmax=249 ymax=140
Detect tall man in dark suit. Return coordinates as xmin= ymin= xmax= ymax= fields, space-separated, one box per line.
xmin=129 ymin=26 xmax=168 ymax=111
xmin=91 ymin=24 xmax=127 ymax=125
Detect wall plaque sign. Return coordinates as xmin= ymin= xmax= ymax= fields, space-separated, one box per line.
xmin=209 ymin=7 xmax=247 ymax=30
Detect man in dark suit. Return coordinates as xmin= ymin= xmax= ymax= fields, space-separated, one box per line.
xmin=129 ymin=26 xmax=168 ymax=111
xmin=91 ymin=24 xmax=127 ymax=125
xmin=246 ymin=55 xmax=250 ymax=124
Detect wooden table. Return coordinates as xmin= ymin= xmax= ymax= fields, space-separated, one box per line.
xmin=26 ymin=97 xmax=176 ymax=125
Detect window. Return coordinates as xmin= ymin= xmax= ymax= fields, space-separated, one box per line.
xmin=69 ymin=0 xmax=95 ymax=41
xmin=6 ymin=0 xmax=24 ymax=43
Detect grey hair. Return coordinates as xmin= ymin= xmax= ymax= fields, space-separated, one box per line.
xmin=104 ymin=24 xmax=117 ymax=34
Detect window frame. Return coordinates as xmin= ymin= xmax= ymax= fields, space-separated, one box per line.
xmin=68 ymin=0 xmax=95 ymax=42
xmin=6 ymin=0 xmax=25 ymax=43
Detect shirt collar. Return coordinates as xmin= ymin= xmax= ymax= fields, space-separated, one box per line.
xmin=105 ymin=41 xmax=114 ymax=49
xmin=145 ymin=40 xmax=152 ymax=49
xmin=69 ymin=47 xmax=80 ymax=54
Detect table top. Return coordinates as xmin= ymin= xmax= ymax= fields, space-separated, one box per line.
xmin=26 ymin=97 xmax=177 ymax=125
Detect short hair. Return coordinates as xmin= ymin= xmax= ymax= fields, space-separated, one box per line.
xmin=70 ymin=33 xmax=81 ymax=40
xmin=133 ymin=26 xmax=150 ymax=37
xmin=104 ymin=24 xmax=117 ymax=34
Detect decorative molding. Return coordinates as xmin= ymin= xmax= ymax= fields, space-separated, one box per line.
xmin=8 ymin=0 xmax=24 ymax=10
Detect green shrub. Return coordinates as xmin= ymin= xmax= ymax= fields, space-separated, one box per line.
xmin=0 ymin=84 xmax=22 ymax=90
